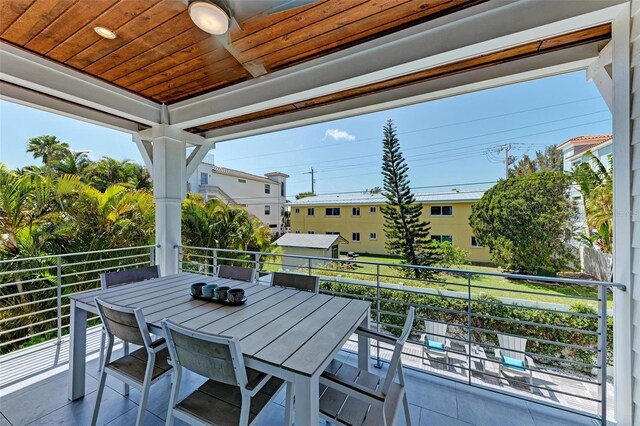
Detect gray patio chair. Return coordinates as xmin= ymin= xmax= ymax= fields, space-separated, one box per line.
xmin=91 ymin=298 xmax=172 ymax=426
xmin=270 ymin=271 xmax=320 ymax=293
xmin=494 ymin=333 xmax=535 ymax=392
xmin=216 ymin=264 xmax=257 ymax=282
xmin=420 ymin=320 xmax=450 ymax=366
xmin=161 ymin=319 xmax=290 ymax=426
xmin=98 ymin=265 xmax=160 ymax=369
xmin=319 ymin=307 xmax=415 ymax=426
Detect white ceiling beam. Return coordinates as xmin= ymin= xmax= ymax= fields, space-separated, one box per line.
xmin=169 ymin=0 xmax=626 ymax=130
xmin=0 ymin=82 xmax=144 ymax=134
xmin=203 ymin=44 xmax=600 ymax=141
xmin=0 ymin=42 xmax=162 ymax=126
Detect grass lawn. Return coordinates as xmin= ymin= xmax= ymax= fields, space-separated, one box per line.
xmin=265 ymin=253 xmax=611 ymax=309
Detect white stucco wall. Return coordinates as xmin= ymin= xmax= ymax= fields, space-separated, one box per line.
xmin=187 ymin=161 xmax=287 ymax=233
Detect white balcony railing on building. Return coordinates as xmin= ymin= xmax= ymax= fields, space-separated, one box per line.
xmin=177 ymin=245 xmax=625 ymax=424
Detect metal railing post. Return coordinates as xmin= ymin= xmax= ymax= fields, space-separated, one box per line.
xmin=598 ymin=284 xmax=607 ymax=425
xmin=467 ymin=271 xmax=472 ymax=385
xmin=150 ymin=246 xmax=156 ymax=266
xmin=308 ymin=257 xmax=312 ymax=276
xmin=254 ymin=252 xmax=260 ymax=271
xmin=212 ymin=249 xmax=218 ymax=275
xmin=56 ymin=257 xmax=62 ymax=344
xmin=374 ymin=263 xmax=382 ymax=368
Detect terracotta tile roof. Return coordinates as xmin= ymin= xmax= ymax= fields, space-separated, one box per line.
xmin=557 ymin=134 xmax=612 ymax=150
xmin=211 ymin=166 xmax=280 ymax=185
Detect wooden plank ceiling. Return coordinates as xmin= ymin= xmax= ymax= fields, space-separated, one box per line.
xmin=189 ymin=23 xmax=612 ymax=133
xmin=0 ymin=0 xmax=486 ymax=105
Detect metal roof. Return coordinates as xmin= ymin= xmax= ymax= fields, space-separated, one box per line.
xmin=273 ymin=233 xmax=348 ymax=249
xmin=288 ymin=190 xmax=486 ymax=206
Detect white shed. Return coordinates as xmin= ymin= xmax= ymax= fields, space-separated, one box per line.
xmin=272 ymin=233 xmax=348 ymax=269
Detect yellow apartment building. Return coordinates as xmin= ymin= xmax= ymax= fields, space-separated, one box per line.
xmin=288 ymin=190 xmax=492 ymax=264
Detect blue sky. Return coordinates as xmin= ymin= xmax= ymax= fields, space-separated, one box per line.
xmin=0 ymin=71 xmax=610 ymax=197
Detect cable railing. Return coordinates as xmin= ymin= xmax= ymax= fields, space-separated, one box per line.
xmin=177 ymin=244 xmax=625 ymax=424
xmin=0 ymin=245 xmax=156 ymax=354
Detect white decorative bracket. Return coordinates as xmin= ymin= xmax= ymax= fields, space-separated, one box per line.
xmin=586 ymin=41 xmax=613 ymax=111
xmin=133 ymin=125 xmax=214 ymax=179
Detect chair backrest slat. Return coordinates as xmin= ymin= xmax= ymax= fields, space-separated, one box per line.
xmin=95 ymin=298 xmax=150 ymax=347
xmin=498 ymin=334 xmax=528 ymax=360
xmin=271 ymin=272 xmax=319 ymax=293
xmin=101 ymin=265 xmax=160 ymax=289
xmin=217 ymin=264 xmax=255 ymax=282
xmin=162 ymin=320 xmax=247 ymax=388
xmin=424 ymin=320 xmax=448 ymax=344
xmin=381 ymin=307 xmax=415 ymax=395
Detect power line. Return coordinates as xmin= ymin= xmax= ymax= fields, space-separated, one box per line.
xmin=298 ymin=118 xmax=609 ymax=183
xmin=222 ymin=96 xmax=602 ymax=162
xmin=234 ymin=110 xmax=609 ymax=175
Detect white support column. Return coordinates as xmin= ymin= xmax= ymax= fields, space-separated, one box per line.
xmin=611 ymin=3 xmax=634 ymax=425
xmin=134 ymin=125 xmax=208 ymax=275
xmin=151 ymin=124 xmax=187 ymax=275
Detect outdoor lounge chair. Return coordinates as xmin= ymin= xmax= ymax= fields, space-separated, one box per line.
xmin=216 ymin=264 xmax=257 ymax=282
xmin=98 ymin=265 xmax=160 ymax=369
xmin=420 ymin=320 xmax=450 ymax=366
xmin=161 ymin=319 xmax=290 ymax=426
xmin=270 ymin=271 xmax=320 ymax=293
xmin=494 ymin=333 xmax=535 ymax=392
xmin=91 ymin=298 xmax=172 ymax=426
xmin=319 ymin=307 xmax=415 ymax=426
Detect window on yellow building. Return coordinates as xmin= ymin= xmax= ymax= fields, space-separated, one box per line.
xmin=352 ymin=232 xmax=360 ymax=242
xmin=370 ymin=207 xmax=376 ymax=213
xmin=432 ymin=235 xmax=453 ymax=243
xmin=294 ymin=208 xmax=300 ymax=213
xmin=352 ymin=207 xmax=360 ymax=216
xmin=325 ymin=208 xmax=341 ymax=216
xmin=308 ymin=231 xmax=315 ymax=234
xmin=370 ymin=232 xmax=377 ymax=240
xmin=471 ymin=236 xmax=483 ymax=247
xmin=308 ymin=208 xmax=315 ymax=216
xmin=431 ymin=205 xmax=453 ymax=216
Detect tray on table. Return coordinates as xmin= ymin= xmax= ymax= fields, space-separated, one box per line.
xmin=190 ymin=294 xmax=247 ymax=306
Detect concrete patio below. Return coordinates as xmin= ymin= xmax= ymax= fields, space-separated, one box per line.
xmin=0 ymin=329 xmax=600 ymax=426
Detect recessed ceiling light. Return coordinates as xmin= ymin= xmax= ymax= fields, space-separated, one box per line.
xmin=188 ymin=0 xmax=229 ymax=35
xmin=94 ymin=26 xmax=116 ymax=39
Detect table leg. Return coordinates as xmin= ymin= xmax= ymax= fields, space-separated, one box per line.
xmin=358 ymin=310 xmax=371 ymax=372
xmin=68 ymin=300 xmax=87 ymax=401
xmin=293 ymin=374 xmax=319 ymax=426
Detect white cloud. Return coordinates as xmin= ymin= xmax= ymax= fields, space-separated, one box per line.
xmin=325 ymin=128 xmax=355 ymax=142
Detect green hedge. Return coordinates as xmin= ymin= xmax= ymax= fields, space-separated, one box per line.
xmin=321 ymin=281 xmax=612 ymax=370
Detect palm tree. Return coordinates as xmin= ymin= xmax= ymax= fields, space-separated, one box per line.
xmin=50 ymin=151 xmax=91 ymax=176
xmin=182 ymin=196 xmax=276 ymax=268
xmin=26 ymin=135 xmax=70 ymax=165
xmin=572 ymin=152 xmax=613 ymax=253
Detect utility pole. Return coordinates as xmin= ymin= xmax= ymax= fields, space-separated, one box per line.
xmin=304 ymin=167 xmax=315 ymax=193
xmin=497 ymin=144 xmax=512 ymax=178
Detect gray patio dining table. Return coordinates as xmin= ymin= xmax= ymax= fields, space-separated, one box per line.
xmin=67 ymin=272 xmax=372 ymax=425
